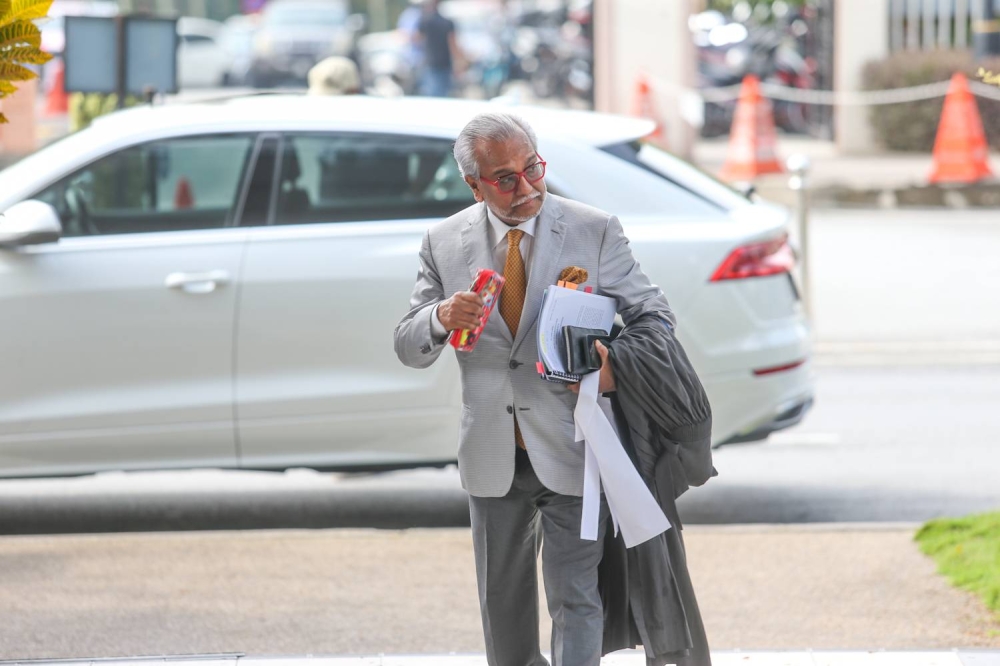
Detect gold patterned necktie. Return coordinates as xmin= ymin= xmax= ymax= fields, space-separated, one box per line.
xmin=499 ymin=229 xmax=526 ymax=335
xmin=499 ymin=228 xmax=527 ymax=450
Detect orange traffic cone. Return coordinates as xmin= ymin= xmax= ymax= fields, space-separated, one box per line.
xmin=44 ymin=60 xmax=69 ymax=116
xmin=928 ymin=73 xmax=993 ymax=184
xmin=174 ymin=178 xmax=194 ymax=209
xmin=631 ymin=75 xmax=666 ymax=147
xmin=719 ymin=75 xmax=783 ymax=182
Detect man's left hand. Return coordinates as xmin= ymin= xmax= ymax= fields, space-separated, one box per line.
xmin=568 ymin=341 xmax=616 ymax=395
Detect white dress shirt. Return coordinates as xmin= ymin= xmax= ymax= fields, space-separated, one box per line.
xmin=432 ymin=205 xmax=538 ymax=339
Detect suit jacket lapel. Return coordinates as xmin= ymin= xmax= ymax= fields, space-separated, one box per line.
xmin=513 ymin=196 xmax=566 ymax=354
xmin=460 ymin=203 xmax=514 ymax=345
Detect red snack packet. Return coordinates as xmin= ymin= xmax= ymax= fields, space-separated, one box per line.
xmin=449 ymin=268 xmax=506 ymax=352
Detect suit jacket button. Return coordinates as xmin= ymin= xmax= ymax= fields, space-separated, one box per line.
xmin=509 ymin=360 xmax=521 ymax=369
xmin=506 ymin=405 xmax=514 ymax=414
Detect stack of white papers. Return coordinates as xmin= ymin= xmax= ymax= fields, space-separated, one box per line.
xmin=536 ymin=285 xmax=617 ymax=383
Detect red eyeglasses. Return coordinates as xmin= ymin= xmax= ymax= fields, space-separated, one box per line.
xmin=480 ymin=156 xmax=547 ymax=194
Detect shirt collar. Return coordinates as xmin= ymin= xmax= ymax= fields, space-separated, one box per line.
xmin=486 ymin=205 xmax=537 ymax=250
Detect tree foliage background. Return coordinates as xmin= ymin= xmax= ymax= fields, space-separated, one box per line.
xmin=0 ymin=0 xmax=53 ymax=123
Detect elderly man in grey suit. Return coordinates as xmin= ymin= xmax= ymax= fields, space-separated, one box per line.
xmin=394 ymin=111 xmax=674 ymax=666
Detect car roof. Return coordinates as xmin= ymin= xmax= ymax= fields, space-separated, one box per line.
xmin=0 ymin=95 xmax=657 ymax=208
xmin=89 ymin=94 xmax=656 ymax=148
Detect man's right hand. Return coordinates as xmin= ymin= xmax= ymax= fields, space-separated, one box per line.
xmin=438 ymin=291 xmax=485 ymax=331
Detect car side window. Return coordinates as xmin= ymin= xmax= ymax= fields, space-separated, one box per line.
xmin=33 ymin=135 xmax=254 ymax=237
xmin=271 ymin=133 xmax=475 ymax=225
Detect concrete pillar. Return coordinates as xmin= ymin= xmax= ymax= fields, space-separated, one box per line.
xmin=835 ymin=0 xmax=890 ymax=154
xmin=593 ymin=0 xmax=696 ymax=159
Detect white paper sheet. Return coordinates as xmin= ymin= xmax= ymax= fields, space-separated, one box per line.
xmin=537 ymin=286 xmax=617 ymax=374
xmin=575 ymin=372 xmax=671 ymax=548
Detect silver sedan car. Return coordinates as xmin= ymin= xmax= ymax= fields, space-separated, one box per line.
xmin=0 ymin=95 xmax=813 ymax=478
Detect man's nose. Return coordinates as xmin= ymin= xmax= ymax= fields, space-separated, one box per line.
xmin=515 ymin=173 xmax=534 ymax=196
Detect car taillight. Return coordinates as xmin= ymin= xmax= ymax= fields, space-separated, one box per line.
xmin=753 ymin=359 xmax=807 ymax=376
xmin=709 ymin=234 xmax=795 ymax=282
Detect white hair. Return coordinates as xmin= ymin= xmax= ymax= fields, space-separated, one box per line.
xmin=453 ymin=112 xmax=539 ymax=179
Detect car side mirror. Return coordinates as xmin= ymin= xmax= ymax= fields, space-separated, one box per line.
xmin=0 ymin=200 xmax=63 ymax=248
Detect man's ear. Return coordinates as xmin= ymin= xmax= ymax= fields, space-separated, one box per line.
xmin=465 ymin=175 xmax=484 ymax=203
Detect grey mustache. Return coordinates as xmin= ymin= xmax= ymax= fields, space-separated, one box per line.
xmin=512 ymin=192 xmax=541 ymax=206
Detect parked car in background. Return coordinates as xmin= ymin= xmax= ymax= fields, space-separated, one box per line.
xmin=218 ymin=14 xmax=261 ymax=88
xmin=0 ymin=96 xmax=813 ymax=478
xmin=178 ymin=18 xmax=234 ymax=89
xmin=247 ymin=0 xmax=363 ymax=87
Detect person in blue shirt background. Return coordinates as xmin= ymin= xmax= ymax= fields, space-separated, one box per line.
xmin=417 ymin=0 xmax=465 ymax=97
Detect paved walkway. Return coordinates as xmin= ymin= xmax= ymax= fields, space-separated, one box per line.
xmin=692 ymin=137 xmax=1000 ymax=207
xmin=696 ymin=138 xmax=922 ymax=189
xmin=1 ymin=526 xmax=998 ymax=659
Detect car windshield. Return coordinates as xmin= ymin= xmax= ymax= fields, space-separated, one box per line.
xmin=568 ymin=140 xmax=740 ymax=217
xmin=0 ymin=127 xmax=102 ymax=208
xmin=264 ymin=3 xmax=347 ymax=27
xmin=603 ymin=141 xmax=751 ymax=210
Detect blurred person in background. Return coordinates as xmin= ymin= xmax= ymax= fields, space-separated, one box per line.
xmin=307 ymin=55 xmax=361 ymax=95
xmin=417 ymin=0 xmax=465 ymax=97
xmin=398 ymin=0 xmax=425 ymax=73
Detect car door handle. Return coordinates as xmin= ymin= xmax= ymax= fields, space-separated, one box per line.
xmin=165 ymin=270 xmax=231 ymax=294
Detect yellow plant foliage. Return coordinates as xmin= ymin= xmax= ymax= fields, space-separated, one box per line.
xmin=978 ymin=68 xmax=1000 ymax=87
xmin=0 ymin=0 xmax=52 ymax=123
xmin=4 ymin=0 xmax=54 ymax=24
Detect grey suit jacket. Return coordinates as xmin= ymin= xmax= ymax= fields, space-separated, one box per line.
xmin=394 ymin=194 xmax=674 ymax=498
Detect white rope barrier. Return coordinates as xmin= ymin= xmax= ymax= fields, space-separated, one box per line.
xmin=970 ymin=80 xmax=1000 ymax=101
xmin=658 ymin=77 xmax=1000 ymax=105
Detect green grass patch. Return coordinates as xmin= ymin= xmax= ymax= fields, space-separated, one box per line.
xmin=915 ymin=511 xmax=1000 ymax=615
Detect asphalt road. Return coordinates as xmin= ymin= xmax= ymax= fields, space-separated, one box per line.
xmin=803 ymin=208 xmax=1000 ymax=346
xmin=0 ymin=208 xmax=997 ymax=533
xmin=677 ymin=363 xmax=1000 ymax=523
xmin=0 ymin=363 xmax=997 ymax=532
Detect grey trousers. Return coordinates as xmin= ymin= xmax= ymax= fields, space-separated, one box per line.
xmin=469 ymin=447 xmax=609 ymax=666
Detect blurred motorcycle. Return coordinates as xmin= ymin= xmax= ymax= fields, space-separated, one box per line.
xmin=692 ymin=10 xmax=816 ymax=137
xmin=511 ymin=13 xmax=592 ymax=104
xmin=356 ymin=30 xmax=417 ymax=96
